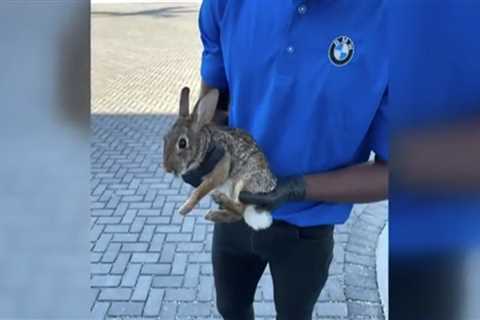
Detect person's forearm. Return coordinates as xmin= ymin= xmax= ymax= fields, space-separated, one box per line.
xmin=392 ymin=118 xmax=480 ymax=190
xmin=304 ymin=160 xmax=388 ymax=203
xmin=200 ymin=81 xmax=229 ymax=126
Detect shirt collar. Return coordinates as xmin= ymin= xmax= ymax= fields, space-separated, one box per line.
xmin=291 ymin=0 xmax=307 ymax=6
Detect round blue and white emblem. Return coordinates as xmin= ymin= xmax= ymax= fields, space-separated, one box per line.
xmin=328 ymin=35 xmax=355 ymax=67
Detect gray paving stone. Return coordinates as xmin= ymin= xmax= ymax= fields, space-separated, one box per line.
xmin=92 ymin=209 xmax=114 ymax=217
xmin=254 ymin=302 xmax=276 ymax=317
xmin=181 ymin=216 xmax=196 ymax=233
xmin=171 ymin=253 xmax=188 ymax=275
xmin=161 ymin=202 xmax=176 ymax=216
xmin=345 ymin=272 xmax=378 ymax=290
xmin=316 ymin=302 xmax=348 ymax=318
xmin=92 ymin=184 xmax=107 ymax=197
xmin=130 ymin=217 xmax=146 ymax=233
xmin=156 ymin=225 xmax=181 ymax=233
xmin=141 ymin=264 xmax=171 ymax=275
xmin=109 ymin=301 xmax=143 ymax=316
xmin=319 ymin=277 xmax=345 ymax=301
xmin=189 ymin=253 xmax=211 ymax=263
xmin=164 ymin=288 xmax=196 ymax=301
xmin=144 ymin=288 xmax=164 ymax=316
xmin=122 ymin=195 xmax=144 ymax=202
xmin=348 ymin=301 xmax=384 ymax=318
xmin=152 ymin=276 xmax=183 ymax=288
xmin=114 ymin=189 xmax=135 ymax=196
xmin=91 ymin=263 xmax=112 ymax=275
xmin=131 ymin=253 xmax=160 ymax=263
xmin=112 ymin=233 xmax=139 ymax=243
xmin=97 ymin=216 xmax=122 ymax=224
xmin=99 ymin=288 xmax=132 ymax=301
xmin=149 ymin=233 xmax=165 ymax=252
xmin=121 ymin=263 xmax=141 ymax=287
xmin=159 ymin=243 xmax=176 ymax=262
xmin=102 ymin=242 xmax=121 ymax=263
xmin=193 ymin=225 xmax=207 ymax=242
xmin=129 ymin=202 xmax=153 ymax=209
xmin=159 ymin=302 xmax=177 ymax=320
xmin=132 ymin=276 xmax=152 ymax=302
xmin=113 ymin=202 xmax=128 ymax=216
xmin=111 ymin=253 xmax=130 ymax=274
xmin=201 ymin=264 xmax=213 ymax=275
xmin=145 ymin=189 xmax=157 ymax=202
xmin=138 ymin=209 xmax=161 ymax=217
xmin=184 ymin=264 xmax=201 ymax=288
xmin=345 ymin=251 xmax=377 ymax=267
xmin=106 ymin=196 xmax=121 ymax=210
xmin=121 ymin=243 xmax=149 ymax=253
xmin=90 ymin=252 xmax=102 ymax=263
xmin=177 ymin=302 xmax=211 ymax=317
xmin=91 ymin=301 xmax=109 ymax=319
xmin=139 ymin=225 xmax=155 ymax=242
xmin=93 ymin=233 xmax=112 ymax=252
xmin=121 ymin=209 xmax=137 ymax=224
xmin=198 ymin=276 xmax=214 ymax=302
xmin=146 ymin=216 xmax=170 ymax=224
xmin=177 ymin=242 xmax=204 ymax=252
xmin=90 ymin=224 xmax=104 ymax=242
xmin=91 ymin=275 xmax=121 ymax=288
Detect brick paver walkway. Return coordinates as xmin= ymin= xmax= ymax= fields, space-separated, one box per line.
xmin=91 ymin=3 xmax=387 ymax=319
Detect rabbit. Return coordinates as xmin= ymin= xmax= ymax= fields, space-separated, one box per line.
xmin=162 ymin=87 xmax=277 ymax=230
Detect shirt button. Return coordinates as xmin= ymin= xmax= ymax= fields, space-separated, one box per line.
xmin=286 ymin=46 xmax=295 ymax=54
xmin=298 ymin=4 xmax=307 ymax=15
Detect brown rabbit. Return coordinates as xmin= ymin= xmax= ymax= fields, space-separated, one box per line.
xmin=163 ymin=87 xmax=277 ymax=230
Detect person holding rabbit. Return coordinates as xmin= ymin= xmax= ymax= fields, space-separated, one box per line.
xmin=180 ymin=1 xmax=388 ymax=319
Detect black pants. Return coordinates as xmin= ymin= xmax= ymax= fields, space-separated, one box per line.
xmin=390 ymin=254 xmax=464 ymax=320
xmin=212 ymin=220 xmax=334 ymax=320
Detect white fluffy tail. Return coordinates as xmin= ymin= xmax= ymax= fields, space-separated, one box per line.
xmin=243 ymin=205 xmax=272 ymax=230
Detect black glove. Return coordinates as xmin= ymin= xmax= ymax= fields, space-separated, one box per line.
xmin=181 ymin=143 xmax=225 ymax=188
xmin=239 ymin=176 xmax=306 ymax=211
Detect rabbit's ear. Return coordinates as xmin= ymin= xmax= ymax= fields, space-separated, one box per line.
xmin=192 ymin=89 xmax=219 ymax=131
xmin=179 ymin=87 xmax=190 ymax=118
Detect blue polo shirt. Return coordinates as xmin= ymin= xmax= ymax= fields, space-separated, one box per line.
xmin=389 ymin=0 xmax=480 ymax=253
xmin=199 ymin=0 xmax=388 ymax=226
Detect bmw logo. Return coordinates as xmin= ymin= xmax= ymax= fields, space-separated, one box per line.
xmin=328 ymin=35 xmax=355 ymax=67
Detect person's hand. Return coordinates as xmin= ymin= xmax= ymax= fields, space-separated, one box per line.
xmin=239 ymin=176 xmax=306 ymax=211
xmin=182 ymin=143 xmax=225 ymax=187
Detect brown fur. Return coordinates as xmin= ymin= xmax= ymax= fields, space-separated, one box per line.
xmin=163 ymin=87 xmax=277 ymax=226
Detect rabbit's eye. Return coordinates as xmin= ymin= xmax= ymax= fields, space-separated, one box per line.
xmin=178 ymin=137 xmax=187 ymax=149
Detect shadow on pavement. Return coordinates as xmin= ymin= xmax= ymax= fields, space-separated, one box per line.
xmin=91 ymin=6 xmax=196 ymax=18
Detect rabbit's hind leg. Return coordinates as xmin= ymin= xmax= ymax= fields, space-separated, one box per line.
xmin=210 ymin=178 xmax=247 ymax=215
xmin=205 ymin=209 xmax=242 ymax=223
xmin=211 ymin=191 xmax=245 ymax=215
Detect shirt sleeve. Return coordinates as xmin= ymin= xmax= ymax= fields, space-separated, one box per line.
xmin=199 ymin=0 xmax=228 ymax=90
xmin=367 ymin=88 xmax=389 ymax=161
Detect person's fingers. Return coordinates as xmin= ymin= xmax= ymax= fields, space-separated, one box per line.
xmin=254 ymin=205 xmax=272 ymax=212
xmin=238 ymin=191 xmax=256 ymax=204
xmin=238 ymin=191 xmax=271 ymax=206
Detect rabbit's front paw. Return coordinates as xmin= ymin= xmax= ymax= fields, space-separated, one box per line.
xmin=178 ymin=201 xmax=194 ymax=216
